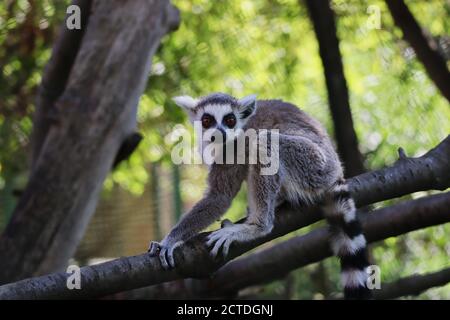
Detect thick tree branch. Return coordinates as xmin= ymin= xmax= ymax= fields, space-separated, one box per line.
xmin=386 ymin=0 xmax=450 ymax=103
xmin=374 ymin=267 xmax=450 ymax=300
xmin=114 ymin=192 xmax=450 ymax=300
xmin=305 ymin=0 xmax=365 ymax=177
xmin=0 ymin=136 xmax=448 ymax=299
xmin=186 ymin=192 xmax=450 ymax=297
xmin=350 ymin=136 xmax=450 ymax=207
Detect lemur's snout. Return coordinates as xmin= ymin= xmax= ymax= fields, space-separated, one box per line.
xmin=209 ymin=128 xmax=227 ymax=143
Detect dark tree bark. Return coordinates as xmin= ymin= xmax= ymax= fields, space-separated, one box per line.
xmin=235 ymin=267 xmax=450 ymax=301
xmin=0 ymin=137 xmax=448 ymax=299
xmin=305 ymin=0 xmax=365 ymax=177
xmin=0 ymin=0 xmax=179 ymax=284
xmin=386 ymin=0 xmax=450 ymax=103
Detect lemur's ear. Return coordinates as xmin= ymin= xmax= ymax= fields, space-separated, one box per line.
xmin=173 ymin=96 xmax=198 ymax=122
xmin=238 ymin=94 xmax=257 ymax=119
xmin=173 ymin=96 xmax=198 ymax=110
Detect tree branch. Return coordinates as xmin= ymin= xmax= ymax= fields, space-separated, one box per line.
xmin=305 ymin=0 xmax=365 ymax=177
xmin=186 ymin=191 xmax=450 ymax=298
xmin=386 ymin=0 xmax=450 ymax=103
xmin=0 ymin=136 xmax=448 ymax=299
xmin=112 ymin=132 xmax=143 ymax=169
xmin=374 ymin=267 xmax=450 ymax=300
xmin=111 ymin=191 xmax=450 ymax=300
xmin=350 ymin=136 xmax=450 ymax=205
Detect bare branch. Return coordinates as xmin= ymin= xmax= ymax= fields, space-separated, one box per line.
xmin=386 ymin=0 xmax=450 ymax=102
xmin=0 ymin=136 xmax=448 ymax=299
xmin=112 ymin=132 xmax=143 ymax=169
xmin=397 ymin=147 xmax=407 ymax=160
xmin=374 ymin=267 xmax=450 ymax=300
xmin=350 ymin=135 xmax=450 ymax=206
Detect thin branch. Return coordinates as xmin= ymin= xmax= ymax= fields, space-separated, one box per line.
xmin=374 ymin=267 xmax=450 ymax=300
xmin=0 ymin=136 xmax=449 ymax=299
xmin=386 ymin=0 xmax=450 ymax=103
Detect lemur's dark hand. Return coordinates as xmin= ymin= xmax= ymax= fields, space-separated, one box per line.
xmin=148 ymin=238 xmax=183 ymax=269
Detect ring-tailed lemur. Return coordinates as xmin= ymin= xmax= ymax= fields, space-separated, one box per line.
xmin=149 ymin=93 xmax=371 ymax=299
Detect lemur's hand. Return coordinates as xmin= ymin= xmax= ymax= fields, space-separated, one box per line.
xmin=206 ymin=219 xmax=237 ymax=258
xmin=148 ymin=238 xmax=183 ymax=269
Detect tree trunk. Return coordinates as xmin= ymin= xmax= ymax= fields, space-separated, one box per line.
xmin=305 ymin=0 xmax=365 ymax=177
xmin=30 ymin=0 xmax=92 ymax=168
xmin=0 ymin=0 xmax=179 ymax=284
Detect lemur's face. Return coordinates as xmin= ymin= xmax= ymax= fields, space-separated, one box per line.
xmin=196 ymin=103 xmax=242 ymax=144
xmin=173 ymin=93 xmax=257 ymax=153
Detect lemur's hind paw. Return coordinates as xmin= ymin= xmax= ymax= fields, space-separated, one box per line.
xmin=148 ymin=240 xmax=183 ymax=270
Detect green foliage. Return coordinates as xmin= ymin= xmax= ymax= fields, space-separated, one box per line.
xmin=0 ymin=0 xmax=448 ymax=298
xmin=0 ymin=0 xmax=69 ymax=226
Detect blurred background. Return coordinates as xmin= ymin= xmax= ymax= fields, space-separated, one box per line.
xmin=0 ymin=0 xmax=449 ymax=299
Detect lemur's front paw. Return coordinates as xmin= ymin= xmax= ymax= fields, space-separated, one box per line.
xmin=206 ymin=223 xmax=239 ymax=258
xmin=148 ymin=239 xmax=183 ymax=269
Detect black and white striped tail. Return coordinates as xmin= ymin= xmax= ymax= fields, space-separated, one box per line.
xmin=323 ymin=178 xmax=371 ymax=299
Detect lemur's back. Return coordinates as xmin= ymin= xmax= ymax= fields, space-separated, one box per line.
xmin=245 ymin=99 xmax=330 ymax=144
xmin=246 ymin=99 xmax=340 ymax=172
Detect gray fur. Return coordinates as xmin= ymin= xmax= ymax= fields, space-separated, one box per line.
xmin=150 ymin=94 xmax=346 ymax=268
xmin=197 ymin=92 xmax=238 ymax=109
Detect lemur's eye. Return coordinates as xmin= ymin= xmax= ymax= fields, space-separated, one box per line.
xmin=201 ymin=114 xmax=215 ymax=129
xmin=223 ymin=114 xmax=236 ymax=128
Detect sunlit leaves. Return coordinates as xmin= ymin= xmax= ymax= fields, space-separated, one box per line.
xmin=0 ymin=0 xmax=448 ymax=298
